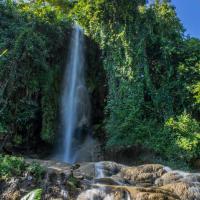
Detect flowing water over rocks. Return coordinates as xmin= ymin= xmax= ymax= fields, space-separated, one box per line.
xmin=1 ymin=159 xmax=200 ymax=200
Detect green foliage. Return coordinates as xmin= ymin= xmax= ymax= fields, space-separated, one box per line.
xmin=21 ymin=189 xmax=43 ymax=200
xmin=0 ymin=122 xmax=6 ymax=134
xmin=164 ymin=114 xmax=200 ymax=161
xmin=0 ymin=0 xmax=71 ymax=145
xmin=192 ymin=82 xmax=200 ymax=105
xmin=0 ymin=154 xmax=45 ymax=180
xmin=27 ymin=162 xmax=45 ymax=180
xmin=150 ymin=114 xmax=200 ymax=163
xmin=41 ymin=66 xmax=60 ymax=143
xmin=73 ymin=0 xmax=200 ymax=165
xmin=0 ymin=155 xmax=26 ymax=178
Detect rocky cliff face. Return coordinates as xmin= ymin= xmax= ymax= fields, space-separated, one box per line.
xmin=1 ymin=159 xmax=200 ymax=200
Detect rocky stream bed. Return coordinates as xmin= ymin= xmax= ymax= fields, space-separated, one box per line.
xmin=1 ymin=159 xmax=200 ymax=200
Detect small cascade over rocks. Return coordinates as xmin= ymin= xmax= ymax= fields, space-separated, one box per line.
xmin=77 ymin=188 xmax=114 ymax=200
xmin=95 ymin=162 xmax=105 ymax=179
xmin=77 ymin=161 xmax=131 ymax=200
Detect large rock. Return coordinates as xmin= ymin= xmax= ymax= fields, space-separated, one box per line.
xmin=127 ymin=187 xmax=180 ymax=200
xmin=98 ymin=161 xmax=124 ymax=176
xmin=74 ymin=161 xmax=123 ymax=179
xmin=121 ymin=164 xmax=166 ymax=186
xmin=162 ymin=181 xmax=200 ymax=200
xmin=74 ymin=162 xmax=95 ymax=179
xmin=155 ymin=172 xmax=183 ymax=186
xmin=156 ymin=170 xmax=200 ymax=186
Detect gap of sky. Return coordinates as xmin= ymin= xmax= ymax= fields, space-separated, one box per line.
xmin=171 ymin=0 xmax=200 ymax=38
xmin=147 ymin=0 xmax=200 ymax=38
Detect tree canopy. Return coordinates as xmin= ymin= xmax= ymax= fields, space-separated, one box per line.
xmin=0 ymin=0 xmax=199 ymax=167
xmin=72 ymin=0 xmax=200 ymax=164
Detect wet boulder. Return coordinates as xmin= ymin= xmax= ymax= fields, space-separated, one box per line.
xmin=162 ymin=181 xmax=200 ymax=200
xmin=74 ymin=162 xmax=95 ymax=179
xmin=121 ymin=164 xmax=166 ymax=186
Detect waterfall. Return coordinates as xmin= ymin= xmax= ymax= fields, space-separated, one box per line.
xmin=56 ymin=25 xmax=90 ymax=163
xmin=95 ymin=162 xmax=105 ymax=179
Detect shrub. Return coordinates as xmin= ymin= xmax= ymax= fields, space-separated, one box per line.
xmin=0 ymin=155 xmax=26 ymax=178
xmin=0 ymin=155 xmax=45 ymax=180
xmin=159 ymin=113 xmax=200 ymax=163
xmin=27 ymin=162 xmax=45 ymax=180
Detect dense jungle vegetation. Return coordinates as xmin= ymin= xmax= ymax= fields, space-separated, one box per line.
xmin=0 ymin=0 xmax=200 ymax=168
xmin=0 ymin=0 xmax=71 ymax=146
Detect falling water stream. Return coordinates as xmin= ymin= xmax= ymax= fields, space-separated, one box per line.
xmin=56 ymin=25 xmax=90 ymax=163
xmin=95 ymin=162 xmax=105 ymax=178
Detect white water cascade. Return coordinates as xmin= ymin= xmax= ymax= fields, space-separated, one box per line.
xmin=56 ymin=25 xmax=90 ymax=163
xmin=78 ymin=162 xmax=132 ymax=200
xmin=95 ymin=162 xmax=105 ymax=179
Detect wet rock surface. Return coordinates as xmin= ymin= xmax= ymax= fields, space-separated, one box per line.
xmin=121 ymin=164 xmax=166 ymax=186
xmin=1 ymin=159 xmax=200 ymax=200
